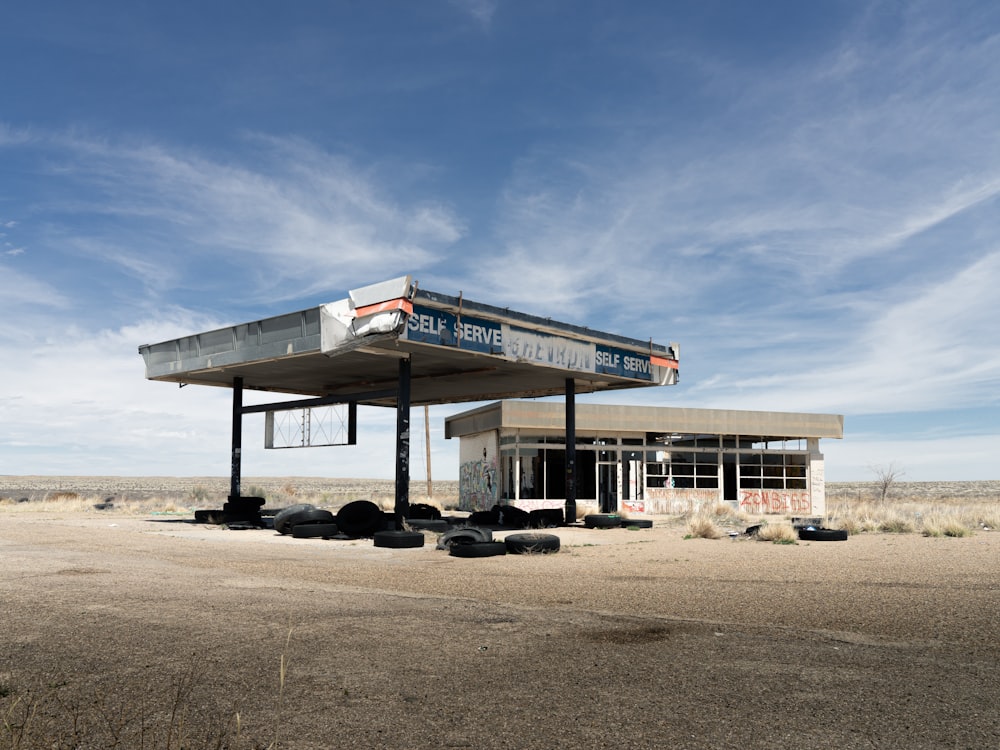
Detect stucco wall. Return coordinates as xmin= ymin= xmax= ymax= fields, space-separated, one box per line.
xmin=458 ymin=431 xmax=499 ymax=511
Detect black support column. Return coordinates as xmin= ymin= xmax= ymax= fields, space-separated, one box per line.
xmin=230 ymin=376 xmax=243 ymax=500
xmin=565 ymin=378 xmax=577 ymax=524
xmin=395 ymin=357 xmax=412 ymax=528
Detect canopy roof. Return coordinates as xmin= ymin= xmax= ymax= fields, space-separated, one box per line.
xmin=139 ymin=275 xmax=679 ymax=407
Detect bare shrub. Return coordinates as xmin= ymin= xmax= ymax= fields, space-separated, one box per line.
xmin=871 ymin=462 xmax=904 ymax=504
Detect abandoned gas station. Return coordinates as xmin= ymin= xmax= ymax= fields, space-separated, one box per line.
xmin=139 ymin=275 xmax=842 ymax=522
xmin=445 ymin=400 xmax=842 ymax=517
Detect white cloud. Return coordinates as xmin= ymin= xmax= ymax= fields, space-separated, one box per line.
xmin=449 ymin=0 xmax=497 ymax=28
xmin=0 ymin=265 xmax=71 ymax=309
xmin=26 ymin=132 xmax=463 ymax=302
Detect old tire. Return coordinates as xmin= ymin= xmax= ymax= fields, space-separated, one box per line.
xmin=373 ymin=530 xmax=426 ymax=549
xmin=504 ymin=532 xmax=560 ymax=554
xmin=292 ymin=522 xmax=339 ymax=539
xmin=436 ymin=527 xmax=493 ymax=550
xmin=273 ymin=503 xmax=317 ymax=534
xmin=528 ymin=509 xmax=564 ymax=528
xmin=194 ymin=509 xmax=225 ymax=525
xmin=798 ymin=527 xmax=849 ymax=542
xmin=282 ymin=508 xmax=335 ymax=531
xmin=337 ymin=500 xmax=385 ymax=538
xmin=406 ymin=503 xmax=442 ymax=520
xmin=498 ymin=505 xmax=530 ymax=528
xmin=621 ymin=518 xmax=653 ymax=529
xmin=448 ymin=541 xmax=507 ymax=558
xmin=468 ymin=508 xmax=500 ymax=525
xmin=227 ymin=495 xmax=266 ymax=509
xmin=584 ymin=513 xmax=622 ymax=529
xmin=406 ymin=518 xmax=449 ymax=532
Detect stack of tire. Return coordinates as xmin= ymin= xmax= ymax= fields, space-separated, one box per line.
xmin=273 ymin=500 xmax=424 ymax=546
xmin=584 ymin=513 xmax=654 ymax=529
xmin=403 ymin=503 xmax=449 ymax=533
xmin=465 ymin=504 xmax=565 ymax=530
xmin=274 ymin=503 xmax=339 ymax=538
xmin=223 ymin=496 xmax=266 ymax=527
xmin=436 ymin=527 xmax=560 ymax=557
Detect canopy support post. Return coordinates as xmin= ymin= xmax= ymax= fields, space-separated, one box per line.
xmin=230 ymin=376 xmax=243 ymax=499
xmin=395 ymin=357 xmax=412 ymax=529
xmin=565 ymin=378 xmax=576 ymax=524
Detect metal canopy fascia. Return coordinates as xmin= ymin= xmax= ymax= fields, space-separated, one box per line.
xmin=138 ymin=277 xmax=679 ymax=407
xmin=138 ymin=275 xmax=680 ymax=525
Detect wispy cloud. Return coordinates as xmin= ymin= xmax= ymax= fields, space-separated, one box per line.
xmin=11 ymin=131 xmax=463 ymax=303
xmin=449 ymin=0 xmax=498 ymax=29
xmin=0 ymin=265 xmax=70 ymax=310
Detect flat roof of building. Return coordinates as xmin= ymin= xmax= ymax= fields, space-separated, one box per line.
xmin=139 ymin=275 xmax=679 ymax=407
xmin=445 ymin=400 xmax=844 ymax=440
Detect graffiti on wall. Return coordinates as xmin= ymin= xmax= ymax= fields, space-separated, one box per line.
xmin=645 ymin=487 xmax=717 ymax=514
xmin=738 ymin=490 xmax=811 ymax=514
xmin=460 ymin=448 xmax=498 ymax=510
xmin=623 ymin=498 xmax=646 ymax=514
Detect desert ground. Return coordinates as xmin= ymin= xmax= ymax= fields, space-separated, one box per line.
xmin=1 ymin=478 xmax=998 ymax=749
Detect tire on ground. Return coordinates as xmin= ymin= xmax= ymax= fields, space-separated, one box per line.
xmin=436 ymin=527 xmax=493 ymax=550
xmin=373 ymin=530 xmax=426 ymax=549
xmin=406 ymin=503 xmax=442 ymax=520
xmin=528 ymin=509 xmax=564 ymax=528
xmin=448 ymin=541 xmax=507 ymax=558
xmin=798 ymin=527 xmax=849 ymax=542
xmin=621 ymin=518 xmax=653 ymax=529
xmin=292 ymin=522 xmax=339 ymax=539
xmin=194 ymin=509 xmax=225 ymax=525
xmin=468 ymin=508 xmax=500 ymax=525
xmin=282 ymin=508 xmax=335 ymax=532
xmin=336 ymin=500 xmax=385 ymax=538
xmin=498 ymin=505 xmax=530 ymax=528
xmin=273 ymin=503 xmax=317 ymax=534
xmin=406 ymin=518 xmax=450 ymax=532
xmin=504 ymin=532 xmax=560 ymax=554
xmin=584 ymin=513 xmax=622 ymax=529
xmin=226 ymin=495 xmax=266 ymax=509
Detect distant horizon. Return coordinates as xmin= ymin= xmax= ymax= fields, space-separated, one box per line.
xmin=3 ymin=473 xmax=998 ymax=486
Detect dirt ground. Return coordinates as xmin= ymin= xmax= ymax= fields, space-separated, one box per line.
xmin=1 ymin=512 xmax=998 ymax=749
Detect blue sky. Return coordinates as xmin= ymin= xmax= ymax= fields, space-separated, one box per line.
xmin=2 ymin=0 xmax=999 ymax=482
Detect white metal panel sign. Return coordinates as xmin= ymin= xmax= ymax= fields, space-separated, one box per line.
xmin=402 ymin=304 xmax=661 ymax=382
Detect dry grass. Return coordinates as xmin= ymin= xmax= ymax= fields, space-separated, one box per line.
xmin=685 ymin=515 xmax=724 ymax=539
xmin=828 ymin=498 xmax=995 ymax=536
xmin=1 ymin=478 xmax=997 ymax=540
xmin=0 ymin=627 xmax=308 ymax=750
xmin=0 ymin=481 xmax=458 ymax=517
xmin=920 ymin=513 xmax=973 ymax=538
xmin=755 ymin=522 xmax=798 ymax=544
xmin=1 ymin=662 xmax=248 ymax=750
